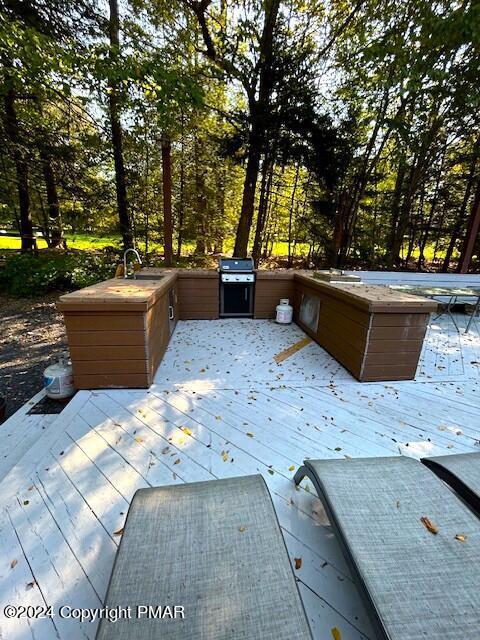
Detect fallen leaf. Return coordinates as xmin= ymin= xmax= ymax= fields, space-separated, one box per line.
xmin=294 ymin=557 xmax=302 ymax=570
xmin=455 ymin=534 xmax=467 ymax=542
xmin=267 ymin=469 xmax=274 ymax=475
xmin=10 ymin=559 xmax=17 ymax=569
xmin=246 ymin=432 xmax=254 ymax=438
xmin=289 ymin=465 xmax=295 ymax=471
xmin=181 ymin=427 xmax=193 ymax=436
xmin=239 ymin=526 xmax=246 ymax=533
xmin=331 ymin=627 xmax=341 ymax=640
xmin=174 ymin=458 xmax=181 ymax=465
xmin=162 ymin=446 xmax=170 ymax=454
xmin=221 ymin=452 xmax=229 ymax=462
xmin=134 ymin=436 xmax=143 ymax=444
xmin=420 ymin=516 xmax=438 ymax=534
xmin=23 ymin=500 xmax=29 ymax=506
xmin=113 ymin=527 xmax=124 ymax=536
xmin=199 ymin=368 xmax=206 ymax=373
xmin=26 ymin=581 xmax=36 ymax=591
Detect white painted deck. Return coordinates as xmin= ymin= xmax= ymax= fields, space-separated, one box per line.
xmin=1 ymin=312 xmax=480 ymax=640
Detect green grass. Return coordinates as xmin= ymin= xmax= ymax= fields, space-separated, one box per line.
xmin=0 ymin=233 xmax=121 ymax=251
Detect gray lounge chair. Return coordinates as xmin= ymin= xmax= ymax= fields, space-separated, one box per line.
xmin=96 ymin=475 xmax=313 ymax=640
xmin=422 ymin=451 xmax=480 ymax=516
xmin=294 ymin=456 xmax=480 ymax=640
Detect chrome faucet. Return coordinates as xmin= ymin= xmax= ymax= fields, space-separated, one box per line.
xmin=123 ymin=248 xmax=142 ymax=279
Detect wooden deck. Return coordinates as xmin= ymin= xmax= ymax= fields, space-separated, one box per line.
xmin=1 ymin=313 xmax=479 ymax=640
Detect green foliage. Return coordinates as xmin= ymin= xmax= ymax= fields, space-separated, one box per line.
xmin=0 ymin=252 xmax=117 ymax=297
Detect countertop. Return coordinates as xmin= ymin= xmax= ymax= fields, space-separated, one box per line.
xmin=58 ymin=267 xmax=438 ymax=314
xmin=295 ymin=273 xmax=438 ymax=313
xmin=58 ymin=271 xmax=178 ymax=309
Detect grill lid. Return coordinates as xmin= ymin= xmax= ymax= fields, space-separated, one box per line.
xmin=219 ymin=257 xmax=254 ymax=272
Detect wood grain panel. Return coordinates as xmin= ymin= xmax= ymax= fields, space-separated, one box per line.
xmin=74 ymin=373 xmax=149 ymax=389
xmin=146 ymin=292 xmax=171 ymax=381
xmin=361 ymin=363 xmax=418 ymax=381
xmin=67 ymin=331 xmax=146 ymax=347
xmin=177 ymin=276 xmax=219 ymax=320
xmin=64 ymin=314 xmax=145 ymax=332
xmin=70 ymin=345 xmax=146 ymax=361
xmin=371 ymin=313 xmax=430 ymax=327
xmin=254 ymin=278 xmax=295 ymax=318
xmin=72 ymin=360 xmax=148 ymax=375
xmin=366 ymin=338 xmax=425 ymax=353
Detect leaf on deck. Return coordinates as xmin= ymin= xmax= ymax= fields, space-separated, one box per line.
xmin=455 ymin=534 xmax=467 ymax=542
xmin=294 ymin=557 xmax=302 ymax=570
xmin=420 ymin=516 xmax=438 ymax=534
xmin=246 ymin=432 xmax=254 ymax=438
xmin=135 ymin=436 xmax=143 ymax=444
xmin=289 ymin=465 xmax=295 ymax=471
xmin=25 ymin=581 xmax=36 ymax=591
xmin=10 ymin=559 xmax=17 ymax=569
xmin=174 ymin=458 xmax=181 ymax=465
xmin=113 ymin=527 xmax=124 ymax=536
xmin=239 ymin=526 xmax=246 ymax=533
xmin=331 ymin=627 xmax=342 ymax=640
xmin=181 ymin=427 xmax=193 ymax=436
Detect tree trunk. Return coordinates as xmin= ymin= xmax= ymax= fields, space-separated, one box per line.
xmin=458 ymin=178 xmax=480 ymax=273
xmin=443 ymin=144 xmax=478 ymax=271
xmin=40 ymin=151 xmax=64 ymax=248
xmin=3 ymin=86 xmax=34 ymax=252
xmin=233 ymin=0 xmax=281 ymax=257
xmin=161 ymin=132 xmax=173 ymax=266
xmin=252 ymin=157 xmax=273 ymax=266
xmin=194 ymin=132 xmax=207 ymax=254
xmin=233 ymin=118 xmax=262 ymax=256
xmin=177 ymin=114 xmax=185 ymax=259
xmin=108 ymin=0 xmax=133 ymax=251
xmin=287 ymin=163 xmax=300 ymax=267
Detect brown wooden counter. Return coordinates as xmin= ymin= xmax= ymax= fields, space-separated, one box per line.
xmin=58 ymin=267 xmax=438 ymax=389
xmin=58 ymin=274 xmax=178 ymax=389
xmin=293 ymin=274 xmax=437 ymax=381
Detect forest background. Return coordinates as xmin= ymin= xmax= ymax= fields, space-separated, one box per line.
xmin=1 ymin=0 xmax=479 ymax=297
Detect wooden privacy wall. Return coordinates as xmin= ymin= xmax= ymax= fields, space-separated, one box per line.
xmin=293 ymin=276 xmax=434 ymax=381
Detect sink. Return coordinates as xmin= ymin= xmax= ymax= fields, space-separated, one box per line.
xmin=134 ymin=274 xmax=164 ymax=281
xmin=134 ymin=269 xmax=165 ymax=280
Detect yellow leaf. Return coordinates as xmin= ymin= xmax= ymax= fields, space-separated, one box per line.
xmin=289 ymin=465 xmax=295 ymax=471
xmin=135 ymin=436 xmax=143 ymax=444
xmin=181 ymin=427 xmax=193 ymax=436
xmin=455 ymin=534 xmax=467 ymax=542
xmin=222 ymin=451 xmax=229 ymax=462
xmin=10 ymin=559 xmax=17 ymax=569
xmin=331 ymin=627 xmax=342 ymax=640
xmin=246 ymin=432 xmax=254 ymax=438
xmin=239 ymin=525 xmax=246 ymax=533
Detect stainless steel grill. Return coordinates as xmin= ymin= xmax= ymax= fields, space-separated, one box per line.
xmin=219 ymin=257 xmax=255 ymax=317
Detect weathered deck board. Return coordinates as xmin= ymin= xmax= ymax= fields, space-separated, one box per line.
xmin=1 ymin=314 xmax=479 ymax=640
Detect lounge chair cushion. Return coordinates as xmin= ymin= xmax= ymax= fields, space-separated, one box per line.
xmin=302 ymin=456 xmax=480 ymax=640
xmin=96 ymin=475 xmax=312 ymax=640
xmin=422 ymin=451 xmax=480 ymax=514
